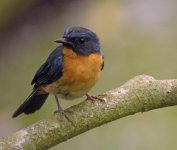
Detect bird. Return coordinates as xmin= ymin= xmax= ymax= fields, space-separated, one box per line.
xmin=12 ymin=26 xmax=104 ymax=121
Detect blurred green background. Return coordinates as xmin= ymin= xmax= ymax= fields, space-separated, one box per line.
xmin=0 ymin=0 xmax=177 ymax=149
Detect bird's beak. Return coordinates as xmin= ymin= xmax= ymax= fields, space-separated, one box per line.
xmin=54 ymin=38 xmax=67 ymax=43
xmin=55 ymin=37 xmax=73 ymax=48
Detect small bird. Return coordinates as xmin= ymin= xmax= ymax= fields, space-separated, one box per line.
xmin=12 ymin=26 xmax=104 ymax=121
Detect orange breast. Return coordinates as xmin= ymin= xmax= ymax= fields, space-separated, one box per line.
xmin=43 ymin=48 xmax=103 ymax=99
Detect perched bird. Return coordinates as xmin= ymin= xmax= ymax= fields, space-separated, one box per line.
xmin=12 ymin=26 xmax=104 ymax=121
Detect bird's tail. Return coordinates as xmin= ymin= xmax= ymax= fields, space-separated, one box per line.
xmin=12 ymin=89 xmax=49 ymax=118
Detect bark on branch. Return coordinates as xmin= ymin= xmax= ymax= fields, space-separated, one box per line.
xmin=1 ymin=75 xmax=177 ymax=150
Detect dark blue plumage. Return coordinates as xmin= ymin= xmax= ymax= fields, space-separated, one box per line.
xmin=13 ymin=46 xmax=64 ymax=117
xmin=32 ymin=46 xmax=64 ymax=88
xmin=61 ymin=26 xmax=101 ymax=56
xmin=12 ymin=90 xmax=49 ymax=117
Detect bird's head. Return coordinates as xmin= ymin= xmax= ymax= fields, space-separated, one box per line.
xmin=55 ymin=26 xmax=101 ymax=56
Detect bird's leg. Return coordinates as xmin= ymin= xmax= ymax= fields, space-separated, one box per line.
xmin=86 ymin=93 xmax=107 ymax=103
xmin=54 ymin=96 xmax=73 ymax=123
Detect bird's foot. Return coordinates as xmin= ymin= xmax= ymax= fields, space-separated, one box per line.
xmin=54 ymin=109 xmax=73 ymax=124
xmin=86 ymin=93 xmax=107 ymax=103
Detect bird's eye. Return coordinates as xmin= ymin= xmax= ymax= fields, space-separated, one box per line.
xmin=79 ymin=37 xmax=85 ymax=44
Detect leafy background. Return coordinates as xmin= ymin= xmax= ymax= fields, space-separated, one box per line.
xmin=0 ymin=0 xmax=177 ymax=149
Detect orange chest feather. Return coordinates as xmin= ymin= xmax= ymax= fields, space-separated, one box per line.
xmin=42 ymin=48 xmax=103 ymax=97
xmin=59 ymin=48 xmax=103 ymax=85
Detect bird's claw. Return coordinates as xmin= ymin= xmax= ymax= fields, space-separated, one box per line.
xmin=86 ymin=93 xmax=107 ymax=103
xmin=54 ymin=109 xmax=73 ymax=124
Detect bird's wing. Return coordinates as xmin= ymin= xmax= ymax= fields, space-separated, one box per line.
xmin=101 ymin=53 xmax=104 ymax=71
xmin=31 ymin=46 xmax=63 ymax=88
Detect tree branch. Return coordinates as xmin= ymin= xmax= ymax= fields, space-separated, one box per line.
xmin=1 ymin=75 xmax=177 ymax=150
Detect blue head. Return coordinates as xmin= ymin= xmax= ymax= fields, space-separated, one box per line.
xmin=55 ymin=26 xmax=101 ymax=56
